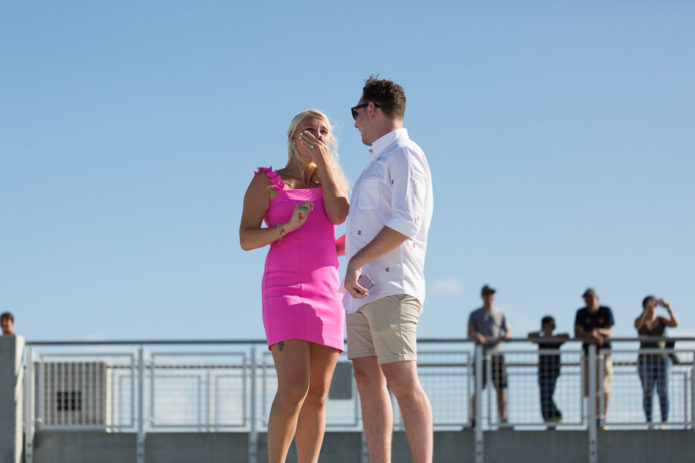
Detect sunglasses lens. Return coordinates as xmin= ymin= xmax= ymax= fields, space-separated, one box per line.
xmin=351 ymin=108 xmax=358 ymax=120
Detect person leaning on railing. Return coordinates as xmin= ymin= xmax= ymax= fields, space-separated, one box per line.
xmin=528 ymin=316 xmax=569 ymax=425
xmin=634 ymin=296 xmax=679 ymax=429
xmin=574 ymin=288 xmax=614 ymax=427
xmin=468 ymin=284 xmax=511 ymax=426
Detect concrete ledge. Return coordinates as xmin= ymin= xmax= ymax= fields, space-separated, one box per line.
xmin=146 ymin=433 xmax=246 ymax=463
xmin=256 ymin=431 xmax=363 ymax=463
xmin=486 ymin=430 xmax=588 ymax=463
xmin=598 ymin=430 xmax=695 ymax=463
xmin=27 ymin=429 xmax=695 ymax=463
xmin=33 ymin=432 xmax=136 ymax=463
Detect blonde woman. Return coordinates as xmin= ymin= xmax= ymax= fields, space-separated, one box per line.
xmin=240 ymin=109 xmax=349 ymax=463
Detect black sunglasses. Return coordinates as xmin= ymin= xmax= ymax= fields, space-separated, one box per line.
xmin=351 ymin=102 xmax=380 ymax=120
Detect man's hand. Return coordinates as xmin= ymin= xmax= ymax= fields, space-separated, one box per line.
xmin=592 ymin=329 xmax=605 ymax=346
xmin=344 ymin=260 xmax=369 ymax=299
xmin=474 ymin=333 xmax=487 ymax=345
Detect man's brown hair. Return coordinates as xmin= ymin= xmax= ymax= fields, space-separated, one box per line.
xmin=0 ymin=312 xmax=13 ymax=322
xmin=362 ymin=75 xmax=406 ymax=120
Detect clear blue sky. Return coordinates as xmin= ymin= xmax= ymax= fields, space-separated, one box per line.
xmin=1 ymin=1 xmax=693 ymax=341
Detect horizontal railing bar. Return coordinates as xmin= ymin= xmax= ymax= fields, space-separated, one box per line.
xmin=26 ymin=336 xmax=695 ymax=347
xmin=26 ymin=339 xmax=269 ymax=346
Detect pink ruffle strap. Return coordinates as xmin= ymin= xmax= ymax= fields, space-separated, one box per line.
xmin=255 ymin=166 xmax=286 ymax=192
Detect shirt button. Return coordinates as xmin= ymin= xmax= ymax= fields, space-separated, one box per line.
xmin=385 ymin=267 xmax=390 ymax=272
xmin=357 ymin=230 xmax=362 ymax=235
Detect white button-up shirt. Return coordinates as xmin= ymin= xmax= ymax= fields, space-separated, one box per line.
xmin=343 ymin=128 xmax=434 ymax=314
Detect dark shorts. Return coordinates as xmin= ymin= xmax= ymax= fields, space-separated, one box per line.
xmin=474 ymin=354 xmax=508 ymax=389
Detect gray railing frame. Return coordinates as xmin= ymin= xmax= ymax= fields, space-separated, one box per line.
xmin=21 ymin=337 xmax=695 ymax=463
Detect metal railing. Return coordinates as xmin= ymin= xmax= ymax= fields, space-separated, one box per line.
xmin=22 ymin=337 xmax=695 ymax=463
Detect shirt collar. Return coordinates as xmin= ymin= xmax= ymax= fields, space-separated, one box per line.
xmin=368 ymin=128 xmax=409 ymax=159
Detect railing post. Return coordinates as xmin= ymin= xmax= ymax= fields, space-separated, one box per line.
xmin=0 ymin=335 xmax=24 ymax=463
xmin=587 ymin=344 xmax=597 ymax=463
xmin=206 ymin=370 xmax=212 ymax=432
xmin=24 ymin=346 xmax=34 ymax=463
xmin=249 ymin=346 xmax=258 ymax=463
xmin=137 ymin=346 xmax=145 ymax=463
xmin=691 ymin=353 xmax=695 ymax=430
xmin=474 ymin=344 xmax=484 ymax=463
xmin=598 ymin=349 xmax=605 ymax=424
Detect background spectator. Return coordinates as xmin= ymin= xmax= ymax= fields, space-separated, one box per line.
xmin=528 ymin=316 xmax=569 ymax=425
xmin=574 ymin=288 xmax=614 ymax=426
xmin=1 ymin=312 xmax=15 ymax=336
xmin=468 ymin=284 xmax=511 ymax=426
xmin=634 ymin=296 xmax=678 ymax=428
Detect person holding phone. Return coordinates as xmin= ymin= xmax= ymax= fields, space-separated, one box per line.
xmin=344 ymin=76 xmax=434 ymax=463
xmin=634 ymin=296 xmax=679 ymax=428
xmin=240 ymin=109 xmax=349 ymax=463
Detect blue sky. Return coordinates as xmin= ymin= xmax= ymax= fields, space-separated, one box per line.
xmin=1 ymin=1 xmax=693 ymax=341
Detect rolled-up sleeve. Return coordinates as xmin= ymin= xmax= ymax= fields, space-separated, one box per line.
xmin=385 ymin=148 xmax=428 ymax=239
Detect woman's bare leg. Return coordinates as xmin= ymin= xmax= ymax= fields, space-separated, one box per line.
xmin=267 ymin=340 xmax=311 ymax=463
xmin=295 ymin=343 xmax=340 ymax=463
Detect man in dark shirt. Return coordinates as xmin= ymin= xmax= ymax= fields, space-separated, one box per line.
xmin=574 ymin=288 xmax=614 ymax=426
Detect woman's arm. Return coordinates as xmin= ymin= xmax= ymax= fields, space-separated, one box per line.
xmin=634 ymin=309 xmax=649 ymax=331
xmin=298 ymin=132 xmax=349 ymax=225
xmin=661 ymin=300 xmax=679 ymax=327
xmin=239 ymin=173 xmax=313 ymax=250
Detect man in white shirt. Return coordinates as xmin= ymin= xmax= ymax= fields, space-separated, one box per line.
xmin=344 ymin=76 xmax=434 ymax=463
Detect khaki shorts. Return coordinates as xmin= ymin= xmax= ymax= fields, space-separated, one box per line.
xmin=582 ymin=354 xmax=613 ymax=396
xmin=347 ymin=294 xmax=422 ymax=364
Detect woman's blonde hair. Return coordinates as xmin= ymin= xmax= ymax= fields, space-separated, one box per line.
xmin=287 ymin=109 xmax=348 ymax=193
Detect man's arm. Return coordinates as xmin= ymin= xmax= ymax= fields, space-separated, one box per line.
xmin=596 ymin=327 xmax=612 ymax=337
xmin=502 ymin=317 xmax=511 ymax=341
xmin=344 ymin=226 xmax=408 ymax=298
xmin=574 ymin=324 xmax=583 ymax=339
xmin=575 ymin=324 xmax=595 ymax=342
xmin=595 ymin=309 xmax=615 ymax=344
xmin=468 ymin=324 xmax=486 ymax=345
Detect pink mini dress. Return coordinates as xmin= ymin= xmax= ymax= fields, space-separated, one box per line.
xmin=257 ymin=167 xmax=344 ymax=352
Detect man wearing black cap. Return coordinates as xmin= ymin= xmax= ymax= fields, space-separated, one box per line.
xmin=574 ymin=288 xmax=615 ymax=426
xmin=468 ymin=284 xmax=511 ymax=425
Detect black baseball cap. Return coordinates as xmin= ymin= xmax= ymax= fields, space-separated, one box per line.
xmin=481 ymin=284 xmax=496 ymax=295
